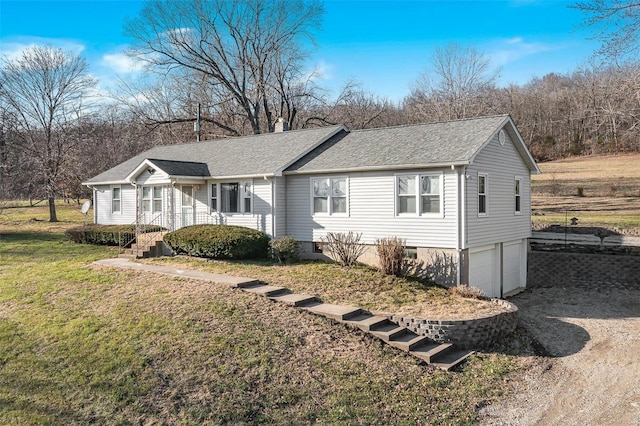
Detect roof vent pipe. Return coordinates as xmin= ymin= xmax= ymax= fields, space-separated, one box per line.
xmin=274 ymin=117 xmax=289 ymax=133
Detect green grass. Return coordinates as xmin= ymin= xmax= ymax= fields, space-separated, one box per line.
xmin=0 ymin=204 xmax=528 ymax=425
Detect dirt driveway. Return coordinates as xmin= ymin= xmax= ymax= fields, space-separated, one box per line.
xmin=480 ymin=267 xmax=640 ymax=425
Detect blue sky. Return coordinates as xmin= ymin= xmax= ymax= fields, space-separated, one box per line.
xmin=0 ymin=0 xmax=598 ymax=102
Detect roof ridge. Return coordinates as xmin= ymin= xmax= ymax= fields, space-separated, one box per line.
xmin=350 ymin=114 xmax=509 ymax=133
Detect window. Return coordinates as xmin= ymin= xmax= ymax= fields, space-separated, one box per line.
xmin=221 ymin=183 xmax=239 ymax=213
xmin=404 ymin=247 xmax=418 ymax=259
xmin=111 ymin=186 xmax=121 ymax=213
xmin=242 ymin=181 xmax=252 ymax=213
xmin=515 ymin=177 xmax=522 ymax=214
xmin=214 ymin=180 xmax=252 ymax=214
xmin=421 ymin=175 xmax=440 ymax=214
xmin=153 ymin=186 xmax=162 ymax=212
xmin=312 ymin=177 xmax=347 ymax=215
xmin=182 ymin=185 xmax=193 ymax=207
xmin=142 ymin=186 xmax=151 ymax=212
xmin=478 ymin=173 xmax=488 ymax=216
xmin=142 ymin=186 xmax=163 ymax=213
xmin=397 ymin=176 xmax=416 ymax=214
xmin=210 ymin=183 xmax=218 ymax=211
xmin=396 ymin=173 xmax=442 ymax=216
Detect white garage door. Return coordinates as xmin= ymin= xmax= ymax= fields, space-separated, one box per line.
xmin=469 ymin=245 xmax=498 ymax=297
xmin=503 ymin=240 xmax=526 ymax=294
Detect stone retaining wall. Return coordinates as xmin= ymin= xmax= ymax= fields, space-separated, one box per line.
xmin=387 ymin=299 xmax=518 ymax=349
xmin=528 ymin=251 xmax=640 ymax=287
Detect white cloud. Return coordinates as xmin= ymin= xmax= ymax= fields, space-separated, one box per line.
xmin=488 ymin=37 xmax=561 ymax=67
xmin=0 ymin=37 xmax=85 ymax=61
xmin=102 ymin=52 xmax=144 ymax=73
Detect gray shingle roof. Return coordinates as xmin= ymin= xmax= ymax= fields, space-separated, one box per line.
xmin=84 ymin=125 xmax=345 ymax=184
xmin=147 ymin=159 xmax=210 ymax=177
xmin=286 ymin=115 xmax=511 ymax=173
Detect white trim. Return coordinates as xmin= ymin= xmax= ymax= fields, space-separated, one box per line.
xmin=285 ymin=161 xmax=470 ymax=176
xmin=310 ymin=175 xmax=349 ymax=216
xmin=478 ymin=173 xmax=488 ymax=217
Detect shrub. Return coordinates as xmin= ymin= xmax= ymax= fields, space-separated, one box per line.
xmin=163 ymin=224 xmax=269 ymax=260
xmin=322 ymin=231 xmax=366 ymax=267
xmin=269 ymin=236 xmax=301 ymax=263
xmin=449 ymin=284 xmax=487 ymax=300
xmin=376 ymin=237 xmax=407 ymax=276
xmin=576 ymin=186 xmax=585 ymax=197
xmin=65 ymin=225 xmax=163 ymax=247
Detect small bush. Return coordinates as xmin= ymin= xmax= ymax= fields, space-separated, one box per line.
xmin=376 ymin=237 xmax=407 ymax=276
xmin=576 ymin=186 xmax=585 ymax=197
xmin=163 ymin=224 xmax=269 ymax=260
xmin=270 ymin=236 xmax=301 ymax=263
xmin=65 ymin=225 xmax=163 ymax=247
xmin=322 ymin=231 xmax=366 ymax=267
xmin=449 ymin=284 xmax=487 ymax=300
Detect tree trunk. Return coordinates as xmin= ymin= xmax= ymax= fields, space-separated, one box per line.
xmin=48 ymin=197 xmax=58 ymax=222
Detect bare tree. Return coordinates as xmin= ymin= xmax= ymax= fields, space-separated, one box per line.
xmin=0 ymin=45 xmax=96 ymax=221
xmin=407 ymin=43 xmax=500 ymax=121
xmin=572 ymin=0 xmax=640 ymax=61
xmin=124 ymin=0 xmax=324 ymax=135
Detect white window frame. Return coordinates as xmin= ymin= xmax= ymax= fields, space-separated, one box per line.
xmin=141 ymin=185 xmax=163 ymax=214
xmin=111 ymin=185 xmax=121 ymax=214
xmin=515 ymin=177 xmax=522 ymax=215
xmin=210 ymin=180 xmax=253 ymax=215
xmin=310 ymin=176 xmax=348 ymax=216
xmin=395 ymin=172 xmax=444 ymax=217
xmin=210 ymin=183 xmax=218 ymax=212
xmin=478 ymin=173 xmax=488 ymax=217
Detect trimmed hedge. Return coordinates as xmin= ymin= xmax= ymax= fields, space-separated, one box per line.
xmin=65 ymin=225 xmax=163 ymax=247
xmin=163 ymin=224 xmax=270 ymax=260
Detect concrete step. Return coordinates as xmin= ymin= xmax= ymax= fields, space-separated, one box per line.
xmin=299 ymin=302 xmax=362 ymax=321
xmin=410 ymin=342 xmax=454 ymax=364
xmin=387 ymin=332 xmax=430 ymax=352
xmin=370 ymin=323 xmax=408 ymax=342
xmin=268 ymin=292 xmax=318 ymax=307
xmin=344 ymin=313 xmax=389 ymax=332
xmin=430 ymin=349 xmax=475 ymax=371
xmin=242 ymin=284 xmax=288 ymax=297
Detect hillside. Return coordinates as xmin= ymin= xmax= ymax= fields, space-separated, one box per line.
xmin=531 ymin=153 xmax=640 ymax=229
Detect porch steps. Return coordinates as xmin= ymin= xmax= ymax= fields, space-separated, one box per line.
xmin=236 ymin=281 xmax=473 ymax=371
xmin=120 ymin=232 xmax=167 ymax=259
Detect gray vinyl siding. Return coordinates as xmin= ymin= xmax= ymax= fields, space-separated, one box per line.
xmin=286 ymin=169 xmax=458 ymax=248
xmin=274 ymin=177 xmax=286 ymax=238
xmin=465 ymin=128 xmax=532 ymax=247
xmin=95 ymin=184 xmax=136 ymax=225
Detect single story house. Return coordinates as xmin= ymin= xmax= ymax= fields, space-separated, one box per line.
xmin=84 ymin=114 xmax=540 ymax=298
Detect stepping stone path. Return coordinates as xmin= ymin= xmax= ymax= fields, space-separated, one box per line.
xmin=94 ymin=258 xmax=473 ymax=371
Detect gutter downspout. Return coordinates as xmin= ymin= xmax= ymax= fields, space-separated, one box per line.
xmin=455 ymin=167 xmax=461 ymax=286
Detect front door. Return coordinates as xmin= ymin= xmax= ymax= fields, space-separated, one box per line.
xmin=181 ymin=185 xmax=194 ymax=227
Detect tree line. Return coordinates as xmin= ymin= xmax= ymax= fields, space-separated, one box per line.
xmin=1 ymin=0 xmax=638 ymax=221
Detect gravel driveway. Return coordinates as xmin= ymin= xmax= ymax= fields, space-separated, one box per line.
xmin=479 ymin=264 xmax=640 ymax=425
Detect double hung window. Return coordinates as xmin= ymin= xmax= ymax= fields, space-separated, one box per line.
xmin=478 ymin=173 xmax=488 ymax=216
xmin=515 ymin=177 xmax=522 ymax=214
xmin=111 ymin=186 xmax=121 ymax=213
xmin=396 ymin=173 xmax=442 ymax=216
xmin=312 ymin=177 xmax=347 ymax=215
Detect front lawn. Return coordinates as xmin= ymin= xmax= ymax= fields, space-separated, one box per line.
xmin=0 ymin=204 xmax=531 ymax=424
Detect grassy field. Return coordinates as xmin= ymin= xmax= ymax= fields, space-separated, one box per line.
xmin=532 ymin=153 xmax=640 ymax=228
xmin=0 ymin=204 xmax=533 ymax=425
